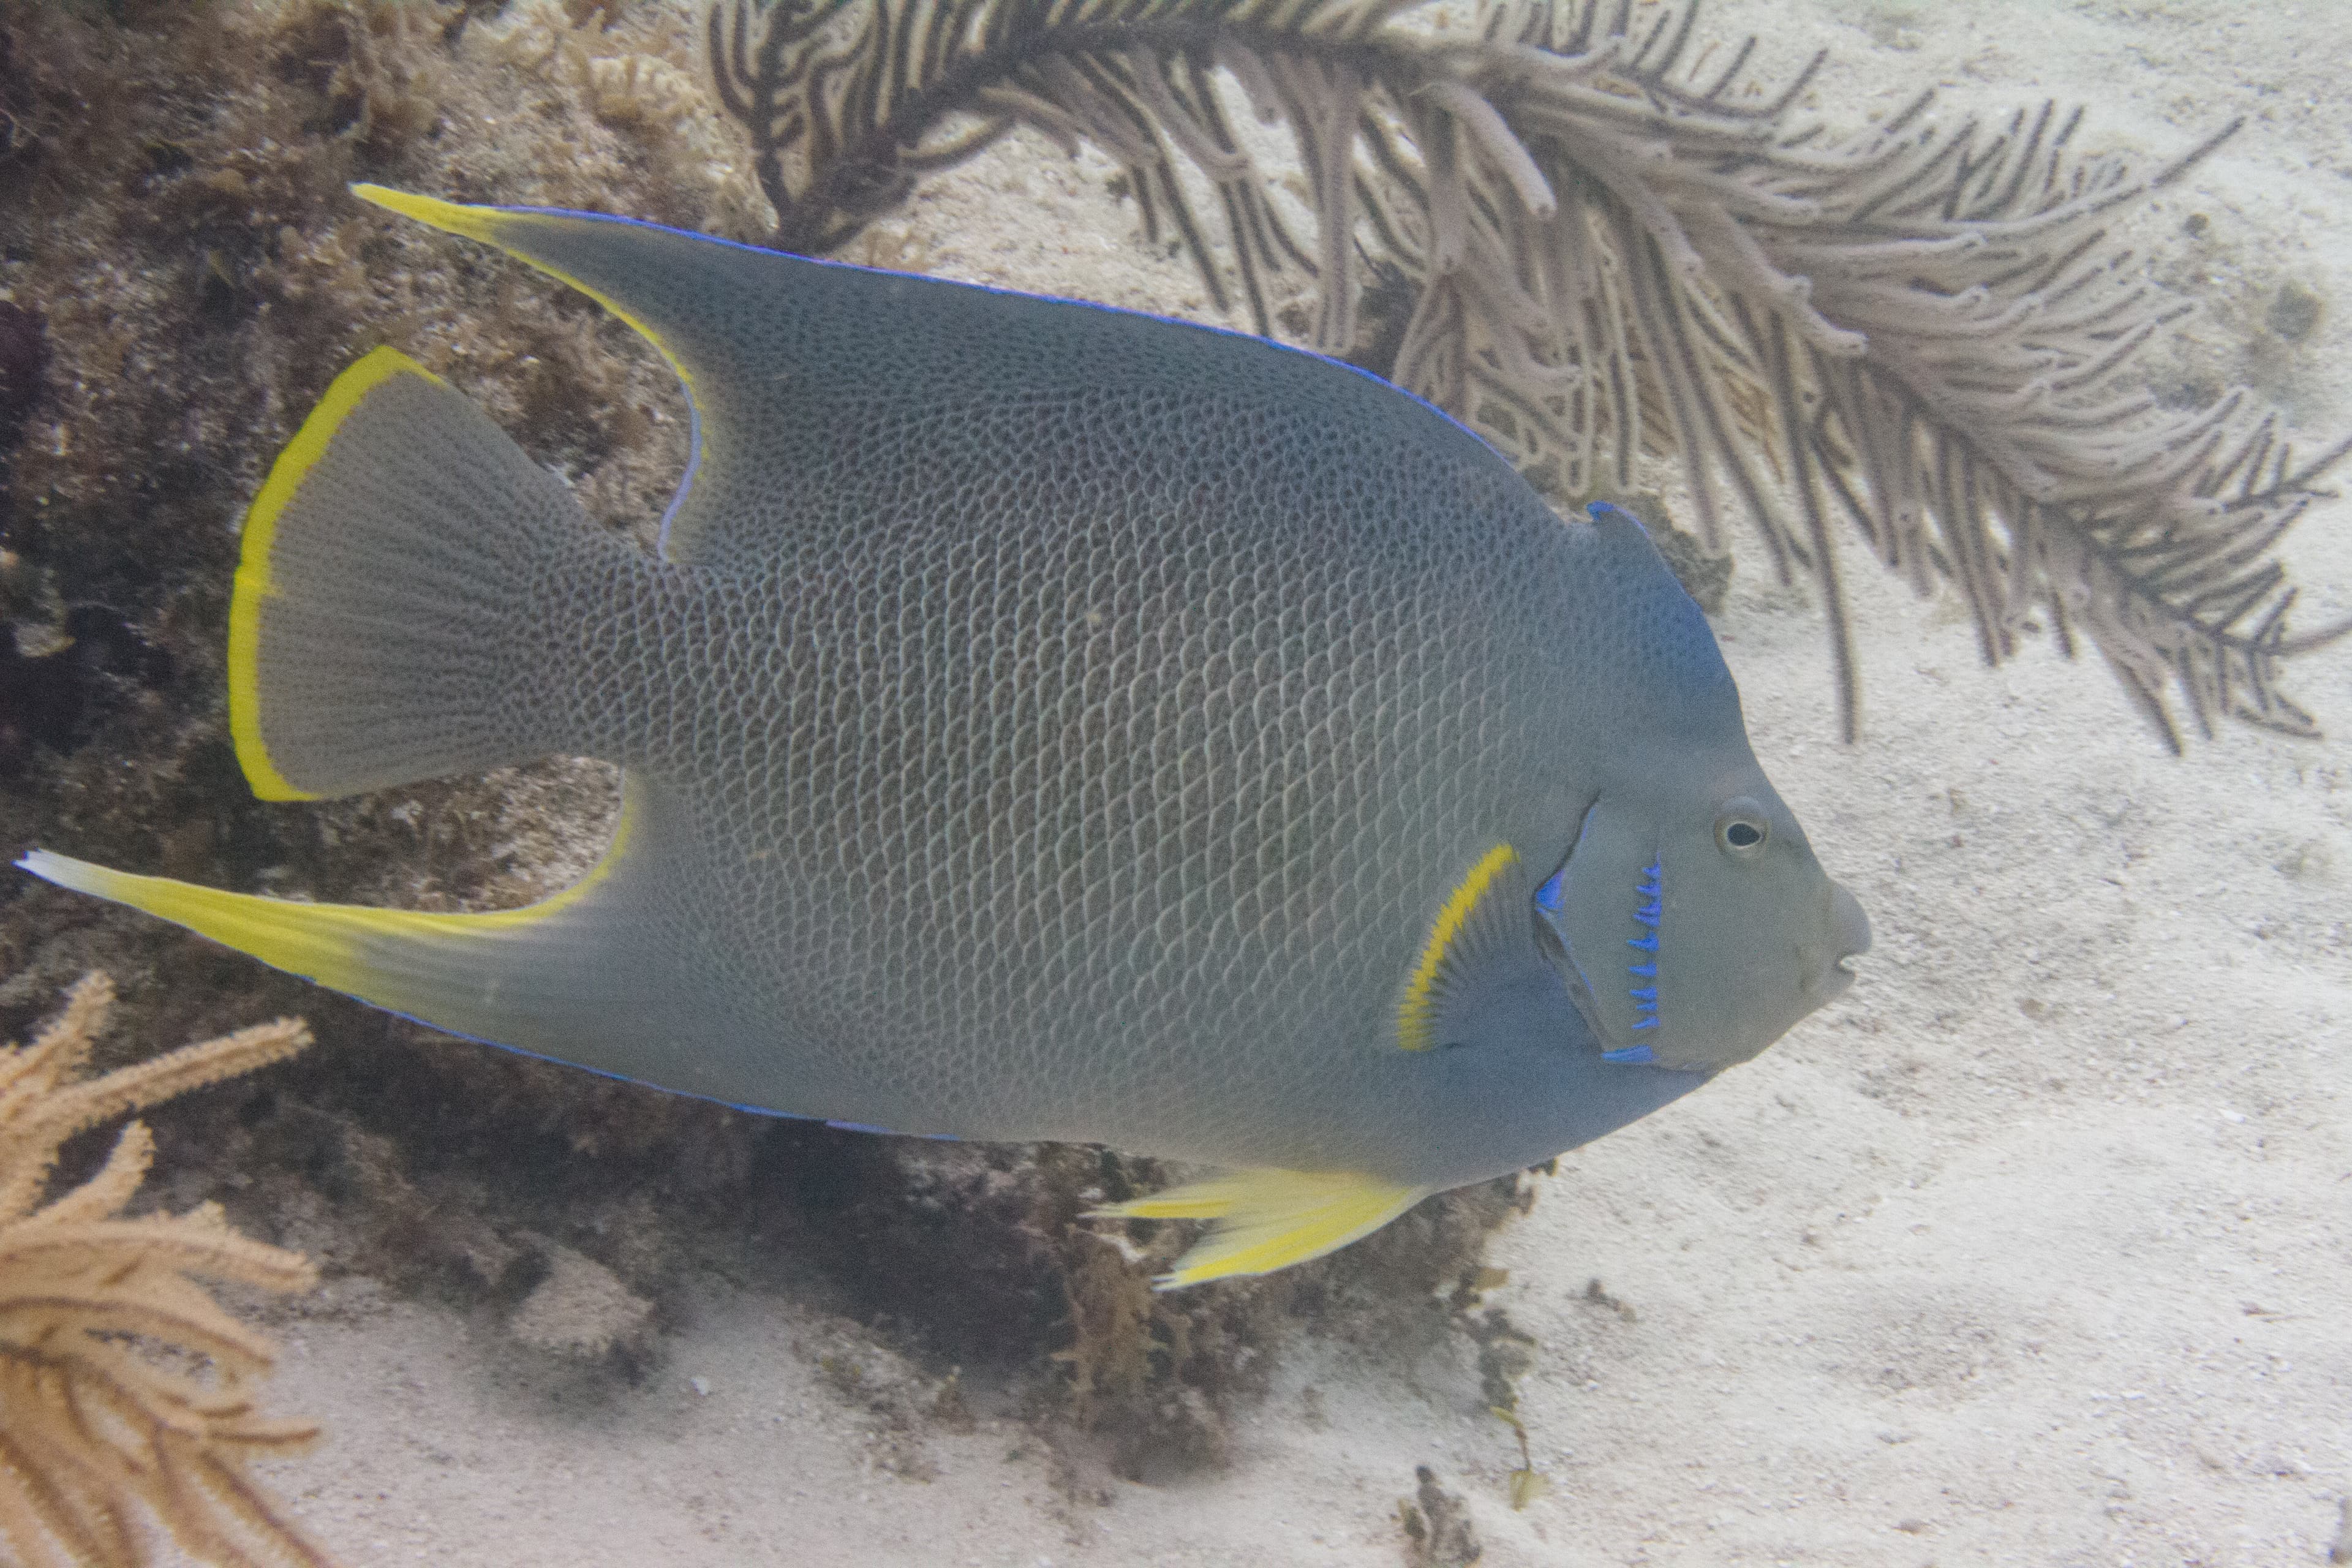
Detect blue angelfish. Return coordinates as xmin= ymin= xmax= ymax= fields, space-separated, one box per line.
xmin=18 ymin=187 xmax=1869 ymax=1287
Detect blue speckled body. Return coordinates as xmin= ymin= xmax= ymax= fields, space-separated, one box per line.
xmin=484 ymin=238 xmax=1725 ymax=1187
xmin=31 ymin=200 xmax=1869 ymax=1207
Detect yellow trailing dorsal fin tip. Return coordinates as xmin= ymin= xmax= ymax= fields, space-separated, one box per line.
xmin=347 ymin=184 xmax=701 ymax=447
xmin=1089 ymin=1168 xmax=1429 ymax=1289
xmin=349 ymin=183 xmax=506 ymax=244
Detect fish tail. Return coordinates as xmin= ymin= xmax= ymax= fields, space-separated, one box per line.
xmin=230 ymin=345 xmax=624 ymax=801
xmin=1091 ymin=1169 xmax=1430 ymax=1289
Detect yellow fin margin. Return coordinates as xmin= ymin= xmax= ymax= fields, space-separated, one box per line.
xmin=350 ymin=184 xmax=700 ymax=422
xmin=231 ymin=345 xmax=445 ymax=802
xmin=13 ymin=786 xmax=636 ymax=998
xmin=347 ymin=185 xmax=506 ymax=247
xmin=1091 ymin=1169 xmax=1428 ymax=1289
xmin=1396 ymin=843 xmax=1518 ymax=1052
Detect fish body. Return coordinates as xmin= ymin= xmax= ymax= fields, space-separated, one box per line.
xmin=20 ymin=189 xmax=1868 ymax=1284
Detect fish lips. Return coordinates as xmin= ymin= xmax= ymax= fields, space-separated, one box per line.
xmin=1809 ymin=881 xmax=1873 ymax=1002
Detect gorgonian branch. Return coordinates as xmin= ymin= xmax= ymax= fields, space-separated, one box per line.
xmin=706 ymin=0 xmax=2347 ymax=746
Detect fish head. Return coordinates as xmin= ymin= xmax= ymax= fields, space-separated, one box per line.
xmin=1532 ymin=769 xmax=1869 ymax=1071
xmin=1524 ymin=503 xmax=1872 ymax=1073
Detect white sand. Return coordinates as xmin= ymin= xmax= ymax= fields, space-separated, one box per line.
xmin=225 ymin=2 xmax=2350 ymax=1563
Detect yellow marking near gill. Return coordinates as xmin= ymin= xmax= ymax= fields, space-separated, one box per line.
xmin=1090 ymin=1168 xmax=1428 ymax=1289
xmin=1396 ymin=843 xmax=1519 ymax=1052
xmin=230 ymin=345 xmax=444 ymax=802
xmin=350 ymin=186 xmax=706 ymax=530
xmin=16 ymin=784 xmax=639 ymax=995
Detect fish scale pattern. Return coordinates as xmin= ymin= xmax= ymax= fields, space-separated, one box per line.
xmin=538 ymin=354 xmax=1581 ymax=1170
xmin=24 ymin=203 xmax=1858 ymax=1217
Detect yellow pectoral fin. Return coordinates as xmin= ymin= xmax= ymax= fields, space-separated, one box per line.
xmin=1398 ymin=843 xmax=1520 ymax=1052
xmin=1091 ymin=1169 xmax=1430 ymax=1289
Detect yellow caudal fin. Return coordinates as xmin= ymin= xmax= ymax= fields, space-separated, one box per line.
xmin=1396 ymin=842 xmax=1523 ymax=1052
xmin=1091 ymin=1169 xmax=1430 ymax=1289
xmin=231 ymin=344 xmax=621 ymax=801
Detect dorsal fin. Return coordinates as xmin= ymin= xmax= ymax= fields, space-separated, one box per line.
xmin=356 ymin=186 xmax=799 ymax=568
xmin=352 ymin=185 xmax=1458 ymax=576
xmin=1396 ymin=843 xmax=1532 ymax=1053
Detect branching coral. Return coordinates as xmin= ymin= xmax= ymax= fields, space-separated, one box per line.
xmin=0 ymin=974 xmax=331 ymax=1568
xmin=706 ymin=0 xmax=2348 ymax=747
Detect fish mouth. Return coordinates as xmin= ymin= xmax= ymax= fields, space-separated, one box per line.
xmin=1814 ymin=881 xmax=1871 ymax=1000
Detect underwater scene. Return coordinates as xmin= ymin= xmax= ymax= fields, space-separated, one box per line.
xmin=0 ymin=0 xmax=2345 ymax=1563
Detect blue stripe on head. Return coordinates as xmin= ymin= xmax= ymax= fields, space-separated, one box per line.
xmin=1625 ymin=858 xmax=1661 ymax=1044
xmin=1536 ymin=869 xmax=1566 ymax=913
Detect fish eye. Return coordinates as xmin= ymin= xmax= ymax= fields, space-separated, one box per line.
xmin=1715 ymin=798 xmax=1770 ymax=858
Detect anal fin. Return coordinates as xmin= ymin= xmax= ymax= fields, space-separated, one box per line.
xmin=13 ymin=780 xmax=662 ymax=1080
xmin=1091 ymin=1169 xmax=1429 ymax=1289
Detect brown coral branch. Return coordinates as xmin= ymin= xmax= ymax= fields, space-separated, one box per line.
xmin=0 ymin=1012 xmax=311 ymax=1225
xmin=0 ymin=973 xmax=336 ymax=1568
xmin=706 ymin=0 xmax=2343 ymax=746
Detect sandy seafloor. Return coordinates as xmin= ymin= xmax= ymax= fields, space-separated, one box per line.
xmin=130 ymin=1 xmax=2349 ymax=1564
